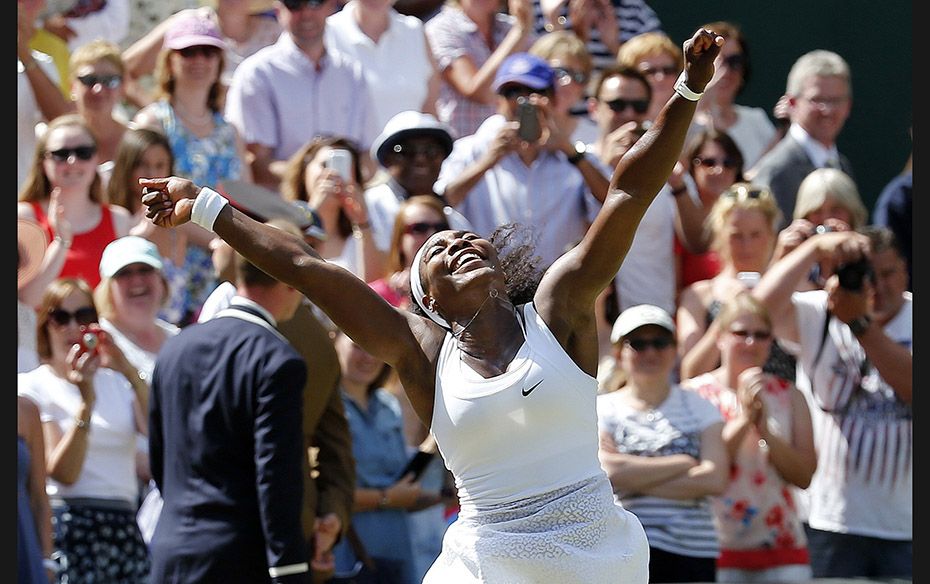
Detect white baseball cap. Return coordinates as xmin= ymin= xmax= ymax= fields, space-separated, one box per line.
xmin=610 ymin=304 xmax=676 ymax=344
xmin=99 ymin=236 xmax=164 ymax=279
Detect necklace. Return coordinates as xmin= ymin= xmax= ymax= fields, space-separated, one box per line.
xmin=450 ymin=289 xmax=498 ymax=340
xmin=173 ymin=101 xmax=213 ymax=126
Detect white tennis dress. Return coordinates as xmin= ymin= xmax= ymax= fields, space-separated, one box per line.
xmin=424 ymin=303 xmax=648 ymax=583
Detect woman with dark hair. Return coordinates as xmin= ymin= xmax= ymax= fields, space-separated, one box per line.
xmin=141 ymin=28 xmax=723 ymax=583
xmin=690 ymin=20 xmax=776 ymax=169
xmin=280 ymin=136 xmax=384 ymax=281
xmin=672 ymin=127 xmax=745 ymax=293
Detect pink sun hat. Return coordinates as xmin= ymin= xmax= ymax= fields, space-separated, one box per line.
xmin=164 ymin=12 xmax=228 ymax=51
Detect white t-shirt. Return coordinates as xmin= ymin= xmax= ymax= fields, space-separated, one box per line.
xmin=791 ymin=290 xmax=912 ymax=540
xmin=18 ymin=365 xmax=140 ymax=504
xmin=364 ymin=179 xmax=473 ymax=252
xmin=325 ymin=2 xmax=434 ymax=134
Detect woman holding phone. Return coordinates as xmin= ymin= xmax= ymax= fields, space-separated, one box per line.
xmin=280 ymin=136 xmax=386 ymax=281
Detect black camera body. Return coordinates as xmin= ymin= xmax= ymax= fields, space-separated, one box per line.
xmin=835 ymin=258 xmax=873 ymax=291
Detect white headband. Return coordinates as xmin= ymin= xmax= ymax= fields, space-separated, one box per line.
xmin=410 ymin=244 xmax=451 ymax=329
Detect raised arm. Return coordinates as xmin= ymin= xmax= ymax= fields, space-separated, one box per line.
xmin=538 ymin=29 xmax=723 ymax=314
xmin=139 ymin=177 xmax=430 ymax=371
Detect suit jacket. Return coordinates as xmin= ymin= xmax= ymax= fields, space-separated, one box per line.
xmin=277 ymin=303 xmax=355 ymax=565
xmin=149 ymin=302 xmax=310 ymax=584
xmin=748 ymin=134 xmax=854 ymax=226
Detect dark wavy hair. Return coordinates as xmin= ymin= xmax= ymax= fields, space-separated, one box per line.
xmin=407 ymin=223 xmax=543 ymax=317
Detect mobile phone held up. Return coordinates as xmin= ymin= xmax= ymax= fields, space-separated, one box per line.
xmin=326 ymin=148 xmax=353 ymax=183
xmin=516 ymin=97 xmax=541 ymax=143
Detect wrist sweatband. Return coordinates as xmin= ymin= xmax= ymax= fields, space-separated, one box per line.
xmin=190 ymin=187 xmax=229 ymax=232
xmin=674 ymin=72 xmax=703 ymax=102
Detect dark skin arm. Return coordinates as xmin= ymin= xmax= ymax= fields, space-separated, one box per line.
xmin=140 ymin=178 xmax=443 ymax=426
xmin=535 ymin=28 xmax=723 ymax=375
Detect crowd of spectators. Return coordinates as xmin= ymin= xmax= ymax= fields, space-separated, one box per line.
xmin=17 ymin=0 xmax=911 ymax=582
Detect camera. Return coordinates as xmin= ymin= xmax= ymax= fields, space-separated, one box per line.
xmin=835 ymin=257 xmax=873 ymax=292
xmin=326 ymin=149 xmax=353 ymax=183
xmin=79 ymin=325 xmax=101 ymax=355
xmin=814 ymin=224 xmax=834 ymax=235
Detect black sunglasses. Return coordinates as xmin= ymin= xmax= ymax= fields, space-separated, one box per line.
xmin=722 ymin=54 xmax=745 ymax=70
xmin=552 ymin=66 xmax=588 ymax=85
xmin=728 ymin=328 xmax=772 ymax=342
xmin=605 ymin=98 xmax=649 ymax=114
xmin=115 ymin=265 xmax=157 ymax=279
xmin=404 ymin=221 xmax=449 ymax=235
xmin=624 ymin=336 xmax=674 ymax=351
xmin=639 ymin=64 xmax=678 ymax=78
xmin=76 ymin=73 xmax=122 ymax=89
xmin=282 ymin=0 xmax=327 ymax=10
xmin=500 ymin=85 xmax=550 ymax=100
xmin=46 ymin=145 xmax=97 ymax=162
xmin=392 ymin=143 xmax=446 ymax=159
xmin=48 ymin=306 xmax=98 ymax=328
xmin=178 ymin=45 xmax=222 ymax=59
xmin=693 ymin=156 xmax=739 ymax=169
xmin=723 ymin=184 xmax=769 ymax=200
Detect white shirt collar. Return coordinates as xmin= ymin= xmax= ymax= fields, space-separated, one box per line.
xmin=789 ymin=123 xmax=839 ymax=168
xmin=230 ymin=296 xmax=277 ymax=327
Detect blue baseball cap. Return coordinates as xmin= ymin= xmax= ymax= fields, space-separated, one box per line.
xmin=492 ymin=52 xmax=555 ymax=93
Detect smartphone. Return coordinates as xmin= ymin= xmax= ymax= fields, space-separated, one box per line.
xmin=516 ymin=97 xmax=541 ymax=143
xmin=326 ymin=148 xmax=353 ymax=182
xmin=736 ymin=271 xmax=762 ymax=289
xmin=398 ymin=450 xmax=435 ymax=481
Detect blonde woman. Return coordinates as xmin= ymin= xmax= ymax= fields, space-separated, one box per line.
xmin=616 ymin=31 xmax=682 ymax=121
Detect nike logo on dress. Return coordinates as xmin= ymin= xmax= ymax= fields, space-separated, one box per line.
xmin=522 ymin=380 xmax=543 ymax=396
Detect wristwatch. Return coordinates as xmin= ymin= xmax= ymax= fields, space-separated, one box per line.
xmin=567 ymin=141 xmax=587 ymax=165
xmin=846 ymin=315 xmax=872 ymax=337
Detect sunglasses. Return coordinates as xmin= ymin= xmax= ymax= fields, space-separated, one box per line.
xmin=45 ymin=145 xmax=97 ymax=162
xmin=722 ymin=54 xmax=745 ymax=71
xmin=391 ymin=143 xmax=446 ymax=159
xmin=638 ymin=64 xmax=678 ymax=78
xmin=552 ymin=66 xmax=588 ymax=85
xmin=115 ymin=265 xmax=157 ymax=279
xmin=500 ymin=85 xmax=549 ymax=100
xmin=404 ymin=221 xmax=449 ymax=235
xmin=723 ymin=184 xmax=769 ymax=200
xmin=76 ymin=73 xmax=122 ymax=89
xmin=693 ymin=156 xmax=739 ymax=169
xmin=48 ymin=306 xmax=98 ymax=328
xmin=282 ymin=0 xmax=328 ymax=10
xmin=604 ymin=98 xmax=649 ymax=114
xmin=728 ymin=329 xmax=772 ymax=342
xmin=177 ymin=45 xmax=221 ymax=59
xmin=624 ymin=336 xmax=674 ymax=352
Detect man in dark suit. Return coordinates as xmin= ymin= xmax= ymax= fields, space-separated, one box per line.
xmin=747 ymin=49 xmax=854 ymax=225
xmin=149 ymin=249 xmax=310 ymax=583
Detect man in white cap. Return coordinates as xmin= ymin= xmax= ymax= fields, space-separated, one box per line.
xmin=366 ymin=110 xmax=472 ymax=253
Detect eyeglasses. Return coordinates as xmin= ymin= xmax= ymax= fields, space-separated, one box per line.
xmin=282 ymin=0 xmax=328 ymax=10
xmin=76 ymin=74 xmax=122 ymax=89
xmin=721 ymin=54 xmax=745 ymax=71
xmin=45 ymin=145 xmax=97 ymax=162
xmin=114 ymin=265 xmax=157 ymax=279
xmin=500 ymin=85 xmax=549 ymax=100
xmin=392 ymin=143 xmax=446 ymax=159
xmin=638 ymin=64 xmax=678 ymax=78
xmin=177 ymin=45 xmax=221 ymax=59
xmin=604 ymin=98 xmax=649 ymax=114
xmin=404 ymin=221 xmax=449 ymax=236
xmin=624 ymin=336 xmax=674 ymax=352
xmin=728 ymin=329 xmax=772 ymax=342
xmin=723 ymin=184 xmax=770 ymax=200
xmin=552 ymin=66 xmax=588 ymax=86
xmin=48 ymin=306 xmax=98 ymax=328
xmin=693 ymin=156 xmax=739 ymax=170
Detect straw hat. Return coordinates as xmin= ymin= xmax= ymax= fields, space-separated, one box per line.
xmin=18 ymin=219 xmax=48 ymax=290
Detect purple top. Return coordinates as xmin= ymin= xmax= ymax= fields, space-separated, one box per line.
xmin=225 ymin=32 xmax=379 ymax=160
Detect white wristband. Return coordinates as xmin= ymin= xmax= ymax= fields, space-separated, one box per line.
xmin=190 ymin=187 xmax=229 ymax=232
xmin=674 ymin=72 xmax=703 ymax=101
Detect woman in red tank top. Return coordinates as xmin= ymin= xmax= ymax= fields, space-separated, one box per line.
xmin=17 ymin=114 xmax=134 ymax=299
